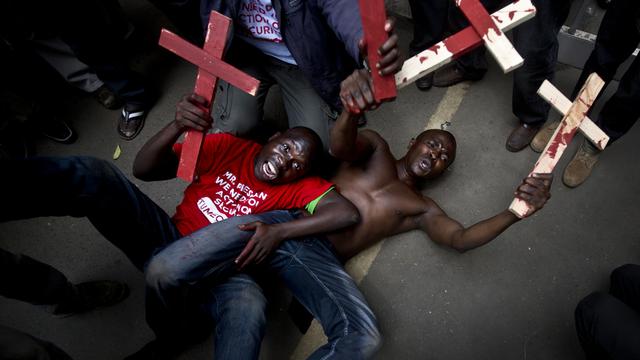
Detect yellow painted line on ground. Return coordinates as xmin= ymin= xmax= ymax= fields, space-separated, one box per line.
xmin=290 ymin=82 xmax=471 ymax=359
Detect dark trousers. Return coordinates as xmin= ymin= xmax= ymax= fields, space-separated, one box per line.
xmin=513 ymin=0 xmax=573 ymax=125
xmin=2 ymin=0 xmax=149 ymax=106
xmin=408 ymin=0 xmax=450 ymax=57
xmin=575 ymin=264 xmax=640 ymax=360
xmin=571 ymin=0 xmax=640 ymax=144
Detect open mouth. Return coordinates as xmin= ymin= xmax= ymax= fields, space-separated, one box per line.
xmin=262 ymin=160 xmax=278 ymax=180
xmin=419 ymin=158 xmax=432 ymax=173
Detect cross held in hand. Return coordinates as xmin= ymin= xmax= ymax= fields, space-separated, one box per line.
xmin=509 ymin=73 xmax=606 ymax=218
xmin=358 ymin=0 xmax=397 ymax=102
xmin=395 ymin=0 xmax=536 ymax=89
xmin=159 ymin=11 xmax=260 ymax=182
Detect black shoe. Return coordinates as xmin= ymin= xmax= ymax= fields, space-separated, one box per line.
xmin=118 ymin=103 xmax=149 ymax=140
xmin=37 ymin=117 xmax=77 ymax=144
xmin=53 ymin=280 xmax=129 ymax=317
xmin=433 ymin=64 xmax=483 ymax=87
xmin=415 ymin=73 xmax=433 ymax=91
xmin=93 ymin=85 xmax=123 ymax=110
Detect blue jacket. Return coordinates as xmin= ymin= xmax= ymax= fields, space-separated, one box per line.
xmin=201 ymin=0 xmax=363 ymax=110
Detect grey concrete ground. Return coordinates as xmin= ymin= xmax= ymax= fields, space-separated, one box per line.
xmin=2 ymin=2 xmax=639 ymax=360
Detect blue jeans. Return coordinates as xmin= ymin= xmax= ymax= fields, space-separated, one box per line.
xmin=0 ymin=156 xmax=267 ymax=357
xmin=147 ymin=210 xmax=381 ymax=359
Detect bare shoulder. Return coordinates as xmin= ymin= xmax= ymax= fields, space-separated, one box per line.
xmin=359 ymin=129 xmax=392 ymax=156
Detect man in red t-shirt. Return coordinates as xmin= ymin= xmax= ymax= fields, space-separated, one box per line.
xmin=0 ymin=93 xmax=359 ymax=360
xmin=127 ymin=93 xmax=360 ymax=359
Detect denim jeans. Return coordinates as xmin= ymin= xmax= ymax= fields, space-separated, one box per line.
xmin=0 ymin=156 xmax=268 ymax=357
xmin=147 ymin=210 xmax=381 ymax=359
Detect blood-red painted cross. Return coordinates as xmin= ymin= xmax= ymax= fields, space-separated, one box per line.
xmin=395 ymin=0 xmax=537 ymax=88
xmin=509 ymin=73 xmax=606 ymax=218
xmin=159 ymin=11 xmax=260 ymax=182
xmin=358 ymin=0 xmax=397 ymax=102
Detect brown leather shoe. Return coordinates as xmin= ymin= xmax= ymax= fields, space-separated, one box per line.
xmin=506 ymin=123 xmax=541 ymax=152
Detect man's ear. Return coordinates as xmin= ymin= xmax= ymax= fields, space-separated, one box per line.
xmin=268 ymin=132 xmax=282 ymax=142
xmin=407 ymin=138 xmax=416 ymax=149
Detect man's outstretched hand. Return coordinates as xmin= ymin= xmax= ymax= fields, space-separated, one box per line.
xmin=235 ymin=221 xmax=284 ymax=270
xmin=340 ymin=69 xmax=378 ymax=114
xmin=514 ymin=173 xmax=553 ymax=218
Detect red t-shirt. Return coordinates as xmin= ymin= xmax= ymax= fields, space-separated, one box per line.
xmin=172 ymin=133 xmax=333 ymax=236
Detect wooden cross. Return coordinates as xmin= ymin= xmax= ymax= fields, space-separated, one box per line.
xmin=159 ymin=11 xmax=260 ymax=182
xmin=358 ymin=0 xmax=397 ymax=102
xmin=509 ymin=73 xmax=606 ymax=218
xmin=395 ymin=0 xmax=536 ymax=89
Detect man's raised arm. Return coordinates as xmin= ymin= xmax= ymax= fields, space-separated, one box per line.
xmin=417 ymin=174 xmax=553 ymax=252
xmin=133 ymin=94 xmax=211 ymax=181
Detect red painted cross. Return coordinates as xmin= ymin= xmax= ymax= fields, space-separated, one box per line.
xmin=159 ymin=11 xmax=260 ymax=182
xmin=358 ymin=0 xmax=397 ymax=102
xmin=395 ymin=0 xmax=536 ymax=88
xmin=509 ymin=73 xmax=605 ymax=218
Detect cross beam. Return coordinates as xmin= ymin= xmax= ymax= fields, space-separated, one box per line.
xmin=358 ymin=0 xmax=397 ymax=102
xmin=159 ymin=11 xmax=260 ymax=182
xmin=509 ymin=73 xmax=606 ymax=218
xmin=395 ymin=0 xmax=536 ymax=89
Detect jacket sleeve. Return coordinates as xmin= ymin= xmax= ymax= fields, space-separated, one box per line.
xmin=317 ymin=0 xmax=364 ymax=64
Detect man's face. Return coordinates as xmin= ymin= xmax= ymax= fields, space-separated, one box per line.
xmin=254 ymin=130 xmax=318 ymax=184
xmin=406 ymin=130 xmax=456 ymax=180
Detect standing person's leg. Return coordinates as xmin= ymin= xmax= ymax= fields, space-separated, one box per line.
xmin=408 ymin=0 xmax=450 ymax=90
xmin=509 ymin=0 xmax=573 ymax=152
xmin=268 ymin=237 xmax=380 ymax=359
xmin=0 ymin=156 xmax=180 ymax=270
xmin=562 ymin=0 xmax=640 ymax=187
xmin=212 ymin=43 xmax=274 ymax=138
xmin=0 ymin=325 xmax=72 ymax=360
xmin=268 ymin=59 xmax=335 ymax=149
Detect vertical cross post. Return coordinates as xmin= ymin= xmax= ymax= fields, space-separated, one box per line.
xmin=159 ymin=11 xmax=260 ymax=182
xmin=358 ymin=0 xmax=397 ymax=102
xmin=509 ymin=73 xmax=606 ymax=218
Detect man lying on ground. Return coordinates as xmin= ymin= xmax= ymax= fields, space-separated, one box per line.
xmin=145 ymin=70 xmax=554 ymax=359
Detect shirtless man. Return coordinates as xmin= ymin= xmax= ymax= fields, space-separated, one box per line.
xmin=147 ymin=69 xmax=553 ymax=359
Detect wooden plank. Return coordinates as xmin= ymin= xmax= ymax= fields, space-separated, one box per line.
xmin=509 ymin=73 xmax=605 ymax=218
xmin=537 ymin=80 xmax=609 ymax=150
xmin=395 ymin=0 xmax=536 ymax=89
xmin=456 ymin=0 xmax=523 ymax=73
xmin=175 ymin=12 xmax=230 ymax=182
xmin=159 ymin=30 xmax=259 ymax=96
xmin=359 ymin=0 xmax=397 ymax=102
